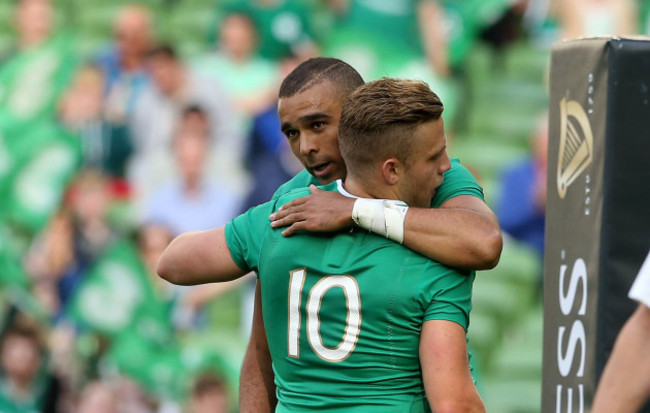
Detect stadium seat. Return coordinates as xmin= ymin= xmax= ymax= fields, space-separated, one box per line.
xmin=451 ymin=137 xmax=528 ymax=183
xmin=468 ymin=236 xmax=541 ymax=375
xmin=166 ymin=4 xmax=217 ymax=51
xmin=467 ymin=310 xmax=503 ymax=372
xmin=75 ymin=4 xmax=121 ymax=39
xmin=481 ymin=304 xmax=543 ymax=412
xmin=0 ymin=33 xmax=13 ymax=57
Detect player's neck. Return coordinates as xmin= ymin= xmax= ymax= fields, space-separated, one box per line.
xmin=343 ymin=176 xmax=391 ymax=200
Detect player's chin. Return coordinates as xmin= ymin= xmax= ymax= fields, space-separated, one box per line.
xmin=314 ymin=163 xmax=341 ymax=184
xmin=433 ymin=179 xmax=443 ymax=194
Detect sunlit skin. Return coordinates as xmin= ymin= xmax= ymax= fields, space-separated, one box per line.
xmin=342 ymin=118 xmax=451 ymax=209
xmin=398 ymin=119 xmax=451 ymax=208
xmin=278 ymin=81 xmax=346 ymax=185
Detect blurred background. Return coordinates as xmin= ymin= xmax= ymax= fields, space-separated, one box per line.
xmin=0 ymin=0 xmax=647 ymax=411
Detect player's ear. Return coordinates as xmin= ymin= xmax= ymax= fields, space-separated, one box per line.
xmin=380 ymin=158 xmax=401 ymax=186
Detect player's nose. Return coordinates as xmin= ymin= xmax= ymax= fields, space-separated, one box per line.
xmin=299 ymin=133 xmax=318 ymax=156
xmin=440 ymin=151 xmax=451 ymax=174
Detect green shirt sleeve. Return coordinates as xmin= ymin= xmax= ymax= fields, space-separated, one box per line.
xmin=430 ymin=158 xmax=484 ymax=208
xmin=227 ymin=185 xmax=320 ymax=270
xmin=271 ymin=169 xmax=318 ymax=200
xmin=225 ymin=201 xmax=276 ymax=272
xmin=421 ymin=265 xmax=474 ymax=330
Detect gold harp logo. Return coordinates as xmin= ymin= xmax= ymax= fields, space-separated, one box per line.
xmin=557 ymin=97 xmax=594 ymax=199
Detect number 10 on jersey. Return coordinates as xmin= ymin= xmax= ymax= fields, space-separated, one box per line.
xmin=288 ymin=268 xmax=362 ymax=362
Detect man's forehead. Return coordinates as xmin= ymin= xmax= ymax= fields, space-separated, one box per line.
xmin=278 ymin=89 xmax=341 ymax=122
xmin=281 ymin=79 xmax=343 ymax=104
xmin=416 ymin=118 xmax=446 ymax=148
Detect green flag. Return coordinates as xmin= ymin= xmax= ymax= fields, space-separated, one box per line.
xmin=0 ymin=223 xmax=50 ymax=323
xmin=0 ymin=120 xmax=81 ymax=235
xmin=107 ymin=333 xmax=186 ymax=400
xmin=68 ymin=239 xmax=173 ymax=339
xmin=0 ymin=33 xmax=78 ymax=123
xmin=0 ymin=224 xmax=29 ymax=290
xmin=107 ymin=329 xmax=245 ymax=402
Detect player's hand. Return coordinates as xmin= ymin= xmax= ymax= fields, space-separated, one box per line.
xmin=269 ymin=185 xmax=355 ymax=236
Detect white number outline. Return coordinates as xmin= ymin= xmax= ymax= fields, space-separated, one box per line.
xmin=288 ymin=268 xmax=307 ymax=358
xmin=288 ymin=269 xmax=362 ymax=363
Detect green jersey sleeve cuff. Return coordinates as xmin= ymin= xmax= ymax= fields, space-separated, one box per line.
xmin=224 ymin=221 xmax=250 ymax=271
xmin=423 ymin=309 xmax=470 ymax=331
xmin=421 ymin=266 xmax=474 ymax=331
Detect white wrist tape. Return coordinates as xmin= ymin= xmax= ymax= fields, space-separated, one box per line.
xmin=351 ymin=198 xmax=409 ymax=243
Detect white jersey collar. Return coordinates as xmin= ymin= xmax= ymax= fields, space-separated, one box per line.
xmin=336 ymin=179 xmax=359 ymax=199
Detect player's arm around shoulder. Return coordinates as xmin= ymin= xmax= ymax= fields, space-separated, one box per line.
xmin=269 ymin=160 xmax=502 ymax=270
xmin=403 ymin=159 xmax=502 ymax=271
xmin=157 ymin=226 xmax=247 ymax=285
xmin=404 ymin=194 xmax=502 ymax=271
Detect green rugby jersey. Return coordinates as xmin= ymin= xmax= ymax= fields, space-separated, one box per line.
xmin=272 ymin=158 xmax=483 ymax=207
xmin=226 ymin=181 xmax=474 ymax=412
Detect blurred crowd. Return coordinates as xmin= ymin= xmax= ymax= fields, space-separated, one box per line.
xmin=0 ymin=0 xmax=647 ymax=411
